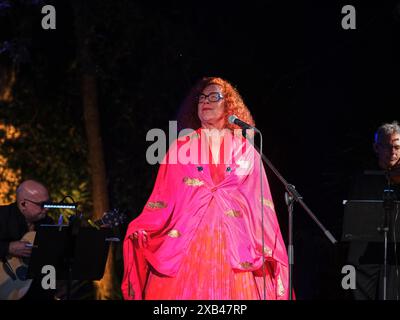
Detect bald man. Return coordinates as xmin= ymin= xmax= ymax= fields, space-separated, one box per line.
xmin=0 ymin=179 xmax=54 ymax=299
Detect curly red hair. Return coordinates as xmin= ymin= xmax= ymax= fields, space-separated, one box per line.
xmin=177 ymin=77 xmax=255 ymax=131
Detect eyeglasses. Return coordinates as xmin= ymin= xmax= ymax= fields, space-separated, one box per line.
xmin=378 ymin=144 xmax=400 ymax=152
xmin=198 ymin=92 xmax=224 ymax=103
xmin=24 ymin=198 xmax=50 ymax=208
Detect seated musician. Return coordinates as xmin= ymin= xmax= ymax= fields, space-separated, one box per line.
xmin=346 ymin=121 xmax=400 ymax=300
xmin=0 ymin=180 xmax=54 ymax=300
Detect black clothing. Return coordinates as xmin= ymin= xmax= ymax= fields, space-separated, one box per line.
xmin=0 ymin=202 xmax=55 ymax=300
xmin=0 ymin=202 xmax=53 ymax=258
xmin=344 ymin=170 xmax=400 ymax=300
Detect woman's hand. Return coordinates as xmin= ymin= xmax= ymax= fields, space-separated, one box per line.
xmin=132 ymin=230 xmax=149 ymax=248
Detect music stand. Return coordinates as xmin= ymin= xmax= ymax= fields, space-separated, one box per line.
xmin=27 ymin=224 xmax=112 ymax=299
xmin=342 ymin=200 xmax=386 ymax=242
xmin=342 ymin=198 xmax=400 ymax=300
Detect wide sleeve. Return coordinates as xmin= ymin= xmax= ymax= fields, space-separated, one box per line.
xmin=121 ymin=144 xmax=180 ymax=300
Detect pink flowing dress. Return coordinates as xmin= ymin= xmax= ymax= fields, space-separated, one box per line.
xmin=122 ymin=129 xmax=290 ymax=300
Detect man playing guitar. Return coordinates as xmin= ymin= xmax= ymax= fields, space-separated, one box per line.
xmin=0 ymin=179 xmax=54 ymax=300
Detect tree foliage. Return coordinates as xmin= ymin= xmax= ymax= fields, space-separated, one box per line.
xmin=0 ymin=0 xmax=91 ymax=220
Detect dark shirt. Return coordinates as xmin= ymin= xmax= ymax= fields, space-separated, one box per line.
xmin=0 ymin=202 xmax=54 ymax=299
xmin=349 ymin=170 xmax=400 ymax=200
xmin=0 ymin=202 xmax=53 ymax=259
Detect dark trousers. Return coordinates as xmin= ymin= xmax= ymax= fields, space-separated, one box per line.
xmin=353 ymin=264 xmax=400 ymax=300
xmin=348 ymin=241 xmax=400 ymax=300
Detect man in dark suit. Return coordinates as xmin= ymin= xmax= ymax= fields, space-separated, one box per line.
xmin=0 ymin=180 xmax=54 ymax=300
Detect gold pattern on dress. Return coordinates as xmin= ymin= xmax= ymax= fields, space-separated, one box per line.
xmin=183 ymin=177 xmax=204 ymax=187
xmin=261 ymin=197 xmax=275 ymax=210
xmin=168 ymin=229 xmax=181 ymax=238
xmin=277 ymin=275 xmax=285 ymax=297
xmin=147 ymin=201 xmax=167 ymax=209
xmin=224 ymin=209 xmax=241 ymax=218
xmin=263 ymin=246 xmax=273 ymax=257
xmin=239 ymin=261 xmax=253 ymax=269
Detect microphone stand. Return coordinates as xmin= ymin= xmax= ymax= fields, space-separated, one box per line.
xmin=380 ymin=182 xmax=396 ymax=300
xmin=243 ymin=128 xmax=337 ymax=300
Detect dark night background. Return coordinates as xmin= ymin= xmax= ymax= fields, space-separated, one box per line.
xmin=0 ymin=0 xmax=399 ymax=300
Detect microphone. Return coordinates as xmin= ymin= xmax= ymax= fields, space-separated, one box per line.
xmin=42 ymin=202 xmax=77 ymax=209
xmin=228 ymin=115 xmax=259 ymax=132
